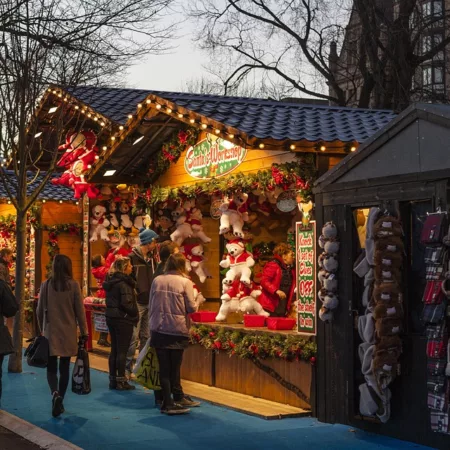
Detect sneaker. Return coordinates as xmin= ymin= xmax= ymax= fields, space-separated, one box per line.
xmin=177 ymin=395 xmax=201 ymax=407
xmin=97 ymin=340 xmax=111 ymax=348
xmin=161 ymin=404 xmax=190 ymax=415
xmin=52 ymin=393 xmax=64 ymax=417
xmin=116 ymin=380 xmax=136 ymax=391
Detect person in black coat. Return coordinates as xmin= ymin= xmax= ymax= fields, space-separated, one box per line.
xmin=104 ymin=257 xmax=138 ymax=391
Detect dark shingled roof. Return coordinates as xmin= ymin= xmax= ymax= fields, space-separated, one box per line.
xmin=66 ymin=86 xmax=396 ymax=143
xmin=0 ymin=172 xmax=74 ymax=201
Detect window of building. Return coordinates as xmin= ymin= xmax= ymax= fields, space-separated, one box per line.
xmin=422 ymin=1 xmax=444 ymax=17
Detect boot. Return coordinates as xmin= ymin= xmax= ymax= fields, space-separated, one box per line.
xmin=109 ymin=376 xmax=117 ymax=390
xmin=115 ymin=377 xmax=135 ymax=391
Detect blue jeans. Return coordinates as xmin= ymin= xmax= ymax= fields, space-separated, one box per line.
xmin=125 ymin=303 xmax=149 ymax=372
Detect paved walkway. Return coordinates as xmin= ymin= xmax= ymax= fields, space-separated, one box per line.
xmin=0 ymin=425 xmax=43 ymax=450
xmin=1 ymin=357 xmax=434 ymax=450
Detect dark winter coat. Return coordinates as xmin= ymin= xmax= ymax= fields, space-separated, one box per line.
xmin=37 ymin=279 xmax=88 ymax=357
xmin=129 ymin=247 xmax=157 ymax=305
xmin=258 ymin=255 xmax=295 ymax=314
xmin=103 ymin=273 xmax=139 ymax=325
xmin=0 ymin=281 xmax=16 ymax=355
xmin=0 ymin=257 xmax=10 ymax=284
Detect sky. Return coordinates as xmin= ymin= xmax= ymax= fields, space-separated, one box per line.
xmin=126 ymin=9 xmax=207 ymax=92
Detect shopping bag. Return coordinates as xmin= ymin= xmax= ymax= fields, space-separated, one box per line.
xmin=25 ymin=336 xmax=49 ymax=368
xmin=72 ymin=342 xmax=91 ymax=395
xmin=133 ymin=342 xmax=161 ymax=390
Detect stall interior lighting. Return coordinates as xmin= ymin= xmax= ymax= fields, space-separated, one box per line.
xmin=104 ymin=170 xmax=116 ymax=177
xmin=48 ymin=106 xmax=58 ymax=114
xmin=34 ymin=132 xmax=42 ymax=138
xmin=133 ymin=136 xmax=144 ymax=145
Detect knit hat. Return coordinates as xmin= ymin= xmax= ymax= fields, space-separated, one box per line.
xmin=139 ymin=227 xmax=159 ymax=245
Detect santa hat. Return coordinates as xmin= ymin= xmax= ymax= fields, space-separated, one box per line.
xmin=182 ymin=243 xmax=202 ymax=256
xmin=228 ymin=239 xmax=245 ymax=248
xmin=58 ymin=131 xmax=84 ymax=151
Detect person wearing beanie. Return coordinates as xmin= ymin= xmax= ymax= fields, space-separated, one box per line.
xmin=125 ymin=227 xmax=160 ymax=377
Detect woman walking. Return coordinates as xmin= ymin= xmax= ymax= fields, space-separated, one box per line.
xmin=104 ymin=257 xmax=138 ymax=391
xmin=37 ymin=254 xmax=88 ymax=418
xmin=149 ymin=253 xmax=200 ymax=415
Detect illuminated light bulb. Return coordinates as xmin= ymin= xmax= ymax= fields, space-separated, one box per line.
xmin=290 ymin=144 xmax=296 ymax=150
xmin=100 ymin=121 xmax=105 ymax=126
xmin=259 ymin=143 xmax=265 ymax=149
xmin=34 ymin=132 xmax=42 ymax=138
xmin=320 ymin=145 xmax=326 ymax=151
xmin=128 ymin=114 xmax=133 ymax=119
xmin=42 ymin=199 xmax=46 ymax=203
xmin=137 ymin=103 xmax=142 ymax=108
xmin=228 ymin=134 xmax=234 ymax=139
xmin=87 ymin=164 xmax=92 ymax=169
xmin=76 ymin=201 xmax=79 ymax=205
xmin=111 ymin=136 xmax=116 ymax=141
xmin=87 ymin=113 xmax=92 ymax=118
xmin=189 ymin=119 xmax=195 ymax=124
xmin=156 ymin=104 xmax=162 ymax=110
xmin=178 ymin=113 xmax=183 ymax=119
xmin=75 ymin=105 xmax=79 ymax=110
xmin=95 ymin=155 xmax=99 ymax=160
xmin=94 ymin=117 xmax=98 ymax=121
xmin=201 ymin=123 xmax=207 ymax=129
xmin=7 ymin=201 xmax=11 ymax=204
xmin=52 ymin=90 xmax=56 ymax=94
xmin=146 ymin=99 xmax=151 ymax=104
xmin=215 ymin=129 xmax=220 ymax=134
xmin=350 ymin=146 xmax=357 ymax=152
xmin=64 ymin=98 xmax=68 ymax=102
xmin=102 ymin=146 xmax=107 ymax=151
xmin=58 ymin=94 xmax=62 ymax=98
xmin=167 ymin=108 xmax=172 ymax=114
xmin=81 ymin=109 xmax=86 ymax=114
xmin=48 ymin=106 xmax=58 ymax=114
xmin=59 ymin=200 xmax=63 ymax=204
xmin=48 ymin=88 xmax=52 ymax=92
xmin=119 ymin=126 xmax=124 ymax=130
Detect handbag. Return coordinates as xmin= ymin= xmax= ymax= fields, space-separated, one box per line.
xmin=423 ymin=281 xmax=445 ymax=304
xmin=134 ymin=341 xmax=161 ymax=391
xmin=0 ymin=324 xmax=14 ymax=355
xmin=427 ymin=358 xmax=447 ymax=376
xmin=72 ymin=340 xmax=91 ymax=395
xmin=427 ymin=338 xmax=448 ymax=359
xmin=427 ymin=375 xmax=446 ymax=394
xmin=26 ymin=280 xmax=50 ymax=368
xmin=424 ymin=246 xmax=447 ymax=264
xmin=426 ymin=264 xmax=445 ymax=281
xmin=430 ymin=410 xmax=449 ymax=433
xmin=422 ymin=301 xmax=447 ymax=324
xmin=428 ymin=392 xmax=447 ymax=412
xmin=421 ymin=213 xmax=448 ymax=245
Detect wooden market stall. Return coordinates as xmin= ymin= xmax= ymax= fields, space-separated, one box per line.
xmin=38 ymin=85 xmax=396 ymax=410
xmin=313 ymin=103 xmax=450 ymax=449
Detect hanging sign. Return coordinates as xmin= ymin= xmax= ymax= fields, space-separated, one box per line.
xmin=184 ymin=134 xmax=247 ymax=179
xmin=296 ymin=220 xmax=316 ymax=335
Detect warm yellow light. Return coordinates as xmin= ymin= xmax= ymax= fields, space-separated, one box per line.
xmin=137 ymin=103 xmax=142 ymax=108
xmin=64 ymin=98 xmax=68 ymax=102
xmin=59 ymin=200 xmax=63 ymax=204
xmin=290 ymin=144 xmax=296 ymax=150
xmin=102 ymin=146 xmax=107 ymax=151
xmin=146 ymin=99 xmax=151 ymax=104
xmin=119 ymin=126 xmax=124 ymax=130
xmin=81 ymin=109 xmax=86 ymax=114
xmin=351 ymin=146 xmax=357 ymax=152
xmin=259 ymin=143 xmax=265 ymax=149
xmin=178 ymin=113 xmax=183 ymax=119
xmin=100 ymin=121 xmax=105 ymax=126
xmin=156 ymin=104 xmax=162 ymax=110
xmin=215 ymin=129 xmax=220 ymax=134
xmin=48 ymin=88 xmax=52 ymax=92
xmin=320 ymin=145 xmax=326 ymax=151
xmin=42 ymin=200 xmax=46 ymax=203
xmin=58 ymin=94 xmax=62 ymax=98
xmin=76 ymin=201 xmax=79 ymax=205
xmin=95 ymin=155 xmax=99 ymax=160
xmin=167 ymin=108 xmax=172 ymax=114
xmin=111 ymin=136 xmax=116 ymax=141
xmin=87 ymin=113 xmax=91 ymax=118
xmin=94 ymin=117 xmax=98 ymax=121
xmin=128 ymin=114 xmax=133 ymax=119
xmin=87 ymin=164 xmax=92 ymax=169
xmin=48 ymin=106 xmax=58 ymax=114
xmin=201 ymin=124 xmax=207 ymax=129
xmin=228 ymin=134 xmax=234 ymax=139
xmin=189 ymin=119 xmax=195 ymax=124
xmin=7 ymin=201 xmax=11 ymax=204
xmin=75 ymin=105 xmax=79 ymax=110
xmin=52 ymin=90 xmax=56 ymax=94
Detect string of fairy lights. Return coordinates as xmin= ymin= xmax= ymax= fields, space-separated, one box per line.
xmin=35 ymin=85 xmax=359 ymax=180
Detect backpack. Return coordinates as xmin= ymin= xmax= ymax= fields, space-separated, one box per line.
xmin=0 ymin=279 xmax=18 ymax=318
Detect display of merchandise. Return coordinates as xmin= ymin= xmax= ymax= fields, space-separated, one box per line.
xmin=421 ymin=211 xmax=450 ymax=435
xmin=317 ymin=222 xmax=340 ymax=322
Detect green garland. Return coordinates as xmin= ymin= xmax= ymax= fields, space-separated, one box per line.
xmin=149 ymin=155 xmax=316 ymax=205
xmin=41 ymin=223 xmax=82 ymax=276
xmin=189 ymin=324 xmax=317 ymax=363
xmin=146 ymin=128 xmax=200 ymax=184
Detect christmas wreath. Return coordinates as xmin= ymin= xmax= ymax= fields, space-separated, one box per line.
xmin=189 ymin=324 xmax=317 ymax=363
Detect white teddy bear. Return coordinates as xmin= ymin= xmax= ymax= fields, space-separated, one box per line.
xmin=186 ymin=207 xmax=212 ymax=244
xmin=219 ymin=192 xmax=249 ymax=238
xmin=193 ymin=284 xmax=206 ymax=305
xmin=90 ymin=204 xmax=110 ymax=242
xmin=216 ymin=280 xmax=269 ymax=321
xmin=220 ymin=239 xmax=254 ymax=286
xmin=170 ymin=205 xmax=193 ymax=246
xmin=182 ymin=243 xmax=211 ymax=283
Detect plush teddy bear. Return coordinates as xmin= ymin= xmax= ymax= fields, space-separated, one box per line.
xmin=170 ymin=205 xmax=193 ymax=246
xmin=373 ymin=282 xmax=401 ymax=304
xmin=375 ymin=317 xmax=402 ymax=337
xmin=322 ymin=272 xmax=338 ymax=292
xmin=216 ymin=280 xmax=269 ymax=321
xmin=322 ymin=254 xmax=339 ymax=273
xmin=220 ymin=239 xmax=255 ymax=286
xmin=323 ymin=293 xmax=339 ymax=310
xmin=192 ymin=283 xmax=206 ymax=305
xmin=319 ymin=306 xmax=334 ymax=322
xmin=373 ymin=302 xmax=404 ymax=320
xmin=90 ymin=205 xmax=110 ymax=242
xmin=373 ymin=216 xmax=403 ymax=239
xmin=182 ymin=243 xmax=211 ymax=283
xmin=133 ymin=212 xmax=152 ymax=232
xmin=219 ymin=192 xmax=249 ymax=237
xmin=155 ymin=208 xmax=174 ymax=239
xmin=107 ymin=200 xmax=119 ymax=229
xmin=186 ymin=207 xmax=212 ymax=244
xmin=118 ymin=201 xmax=133 ymax=233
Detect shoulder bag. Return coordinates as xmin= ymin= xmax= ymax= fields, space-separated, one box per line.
xmin=26 ymin=281 xmax=50 ymax=368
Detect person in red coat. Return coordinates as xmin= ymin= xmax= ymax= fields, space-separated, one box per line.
xmin=258 ymin=243 xmax=295 ymax=317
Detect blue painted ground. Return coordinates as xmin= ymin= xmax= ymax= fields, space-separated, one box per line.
xmin=1 ymin=357 xmax=433 ymax=450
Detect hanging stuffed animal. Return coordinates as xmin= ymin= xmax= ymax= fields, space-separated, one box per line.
xmin=193 ymin=283 xmax=206 ymax=305
xmin=107 ymin=199 xmax=119 ymax=229
xmin=170 ymin=205 xmax=192 ymax=246
xmin=219 ymin=192 xmax=249 ymax=237
xmin=220 ymin=239 xmax=254 ymax=286
xmin=182 ymin=243 xmax=211 ymax=283
xmin=187 ymin=208 xmax=212 ymax=244
xmin=90 ymin=204 xmax=110 ymax=242
xmin=155 ymin=207 xmax=174 ymax=240
xmin=118 ymin=201 xmax=133 ymax=234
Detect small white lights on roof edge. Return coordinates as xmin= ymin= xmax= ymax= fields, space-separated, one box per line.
xmin=119 ymin=126 xmax=124 ymax=130
xmin=351 ymin=146 xmax=357 ymax=152
xmin=259 ymin=143 xmax=265 ymax=149
xmin=137 ymin=103 xmax=142 ymax=108
xmin=146 ymin=99 xmax=151 ymax=104
xmin=201 ymin=123 xmax=207 ymax=129
xmin=156 ymin=104 xmax=162 ymax=110
xmin=100 ymin=121 xmax=105 ymax=126
xmin=228 ymin=134 xmax=234 ymax=139
xmin=290 ymin=144 xmax=296 ymax=150
xmin=320 ymin=145 xmax=326 ymax=151
xmin=102 ymin=146 xmax=107 ymax=151
xmin=178 ymin=113 xmax=183 ymax=119
xmin=128 ymin=114 xmax=133 ymax=119
xmin=167 ymin=108 xmax=172 ymax=114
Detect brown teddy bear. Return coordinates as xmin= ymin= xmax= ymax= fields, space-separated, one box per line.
xmin=373 ymin=302 xmax=404 ymax=320
xmin=375 ymin=317 xmax=403 ymax=337
xmin=375 ymin=235 xmax=405 ymax=254
xmin=372 ymin=282 xmax=401 ymax=304
xmin=374 ymin=249 xmax=403 ymax=270
xmin=375 ymin=336 xmax=402 ymax=357
xmin=373 ymin=216 xmax=403 ymax=239
xmin=374 ymin=265 xmax=402 ymax=284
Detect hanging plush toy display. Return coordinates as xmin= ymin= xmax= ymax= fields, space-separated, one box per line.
xmin=219 ymin=192 xmax=249 ymax=238
xmin=183 ymin=198 xmax=212 ymax=243
xmin=220 ymin=239 xmax=255 ymax=286
xmin=182 ymin=243 xmax=211 ymax=284
xmin=170 ymin=205 xmax=193 ymax=245
xmin=90 ymin=205 xmax=110 ymax=242
xmin=317 ymin=222 xmax=340 ymax=322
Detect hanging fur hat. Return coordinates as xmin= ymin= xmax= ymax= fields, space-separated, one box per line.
xmin=318 ymin=287 xmax=328 ymax=303
xmin=319 ymin=306 xmax=334 ymax=322
xmin=376 ymin=336 xmax=402 ymax=358
xmin=374 ymin=249 xmax=403 ymax=270
xmin=323 ymin=254 xmax=339 ymax=273
xmin=318 ymin=269 xmax=329 ymax=285
xmin=373 ymin=216 xmax=403 ymax=239
xmin=374 ymin=265 xmax=402 ymax=284
xmin=373 ymin=302 xmax=404 ymax=321
xmin=323 ymin=293 xmax=339 ymax=310
xmin=373 ymin=282 xmax=401 ymax=304
xmin=375 ymin=235 xmax=405 ymax=254
xmin=322 ymin=222 xmax=337 ymax=240
xmin=375 ymin=317 xmax=402 ymax=338
xmin=323 ymin=273 xmax=338 ymax=292
xmin=324 ymin=240 xmax=340 ymax=254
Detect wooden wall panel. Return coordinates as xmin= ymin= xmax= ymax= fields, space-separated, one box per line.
xmin=180 ymin=345 xmax=213 ymax=385
xmin=41 ymin=202 xmax=83 ymax=286
xmin=0 ymin=204 xmax=17 ymax=217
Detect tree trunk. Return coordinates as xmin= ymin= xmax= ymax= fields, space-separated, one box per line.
xmin=8 ymin=211 xmax=27 ymax=373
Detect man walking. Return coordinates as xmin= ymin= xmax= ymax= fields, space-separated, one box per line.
xmin=126 ymin=228 xmax=159 ymax=377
